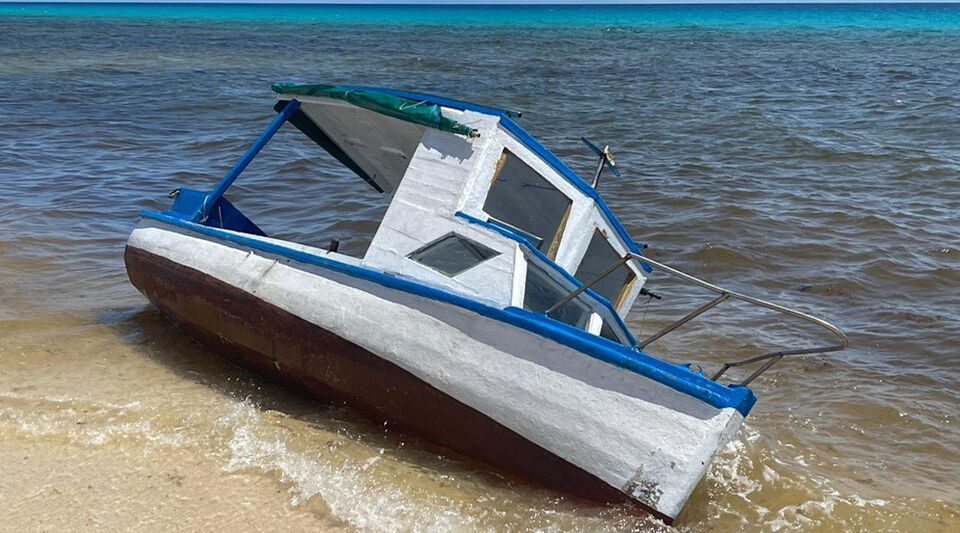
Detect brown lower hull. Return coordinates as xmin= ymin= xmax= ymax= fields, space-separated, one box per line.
xmin=124 ymin=245 xmax=669 ymax=523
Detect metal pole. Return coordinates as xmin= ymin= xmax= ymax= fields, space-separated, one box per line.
xmin=627 ymin=252 xmax=848 ymax=346
xmin=624 ymin=252 xmax=849 ymax=383
xmin=591 ymin=154 xmax=605 ymax=188
xmin=195 ymin=98 xmax=301 ymax=222
xmin=544 ymin=254 xmax=632 ymax=314
xmin=636 ymin=293 xmax=729 ymax=349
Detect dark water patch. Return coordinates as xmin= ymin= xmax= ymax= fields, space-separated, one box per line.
xmin=878 ymin=309 xmax=945 ymax=324
xmin=793 ymin=278 xmax=867 ymax=299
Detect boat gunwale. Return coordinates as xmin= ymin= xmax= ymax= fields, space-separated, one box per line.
xmin=136 ymin=209 xmax=756 ymax=416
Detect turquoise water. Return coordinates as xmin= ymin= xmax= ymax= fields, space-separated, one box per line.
xmin=1 ymin=2 xmax=960 ymax=29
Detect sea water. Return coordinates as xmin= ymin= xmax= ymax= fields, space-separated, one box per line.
xmin=0 ymin=4 xmax=958 ymax=532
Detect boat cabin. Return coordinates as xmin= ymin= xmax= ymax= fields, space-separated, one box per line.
xmin=164 ymin=84 xmax=650 ymax=347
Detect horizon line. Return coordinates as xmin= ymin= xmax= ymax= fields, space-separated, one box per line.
xmin=3 ymin=0 xmax=960 ymax=4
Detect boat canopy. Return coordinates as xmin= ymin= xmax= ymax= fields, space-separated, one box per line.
xmin=272 ymin=83 xmax=479 ymax=137
xmin=273 ymin=84 xmax=480 ymax=194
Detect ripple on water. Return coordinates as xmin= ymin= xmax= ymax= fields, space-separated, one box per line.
xmin=1 ymin=11 xmax=959 ymax=532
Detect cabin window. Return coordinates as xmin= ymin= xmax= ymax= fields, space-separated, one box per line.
xmin=523 ymin=262 xmax=592 ymax=330
xmin=575 ymin=230 xmax=635 ymax=307
xmin=483 ymin=150 xmax=572 ymax=258
xmin=407 ymin=233 xmax=500 ymax=277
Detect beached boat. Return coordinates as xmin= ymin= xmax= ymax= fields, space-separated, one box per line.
xmin=124 ymin=84 xmax=847 ymax=523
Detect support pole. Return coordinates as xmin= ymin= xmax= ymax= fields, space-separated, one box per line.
xmin=194 ymin=98 xmax=301 ymax=222
xmin=591 ymin=153 xmax=606 ymax=188
xmin=545 ymin=254 xmax=632 ymax=314
xmin=637 ymin=293 xmax=729 ymax=349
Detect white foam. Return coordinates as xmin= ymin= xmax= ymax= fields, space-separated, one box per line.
xmin=213 ymin=400 xmax=669 ymax=533
xmin=215 ymin=400 xmax=488 ymax=533
xmin=685 ymin=424 xmax=896 ymax=533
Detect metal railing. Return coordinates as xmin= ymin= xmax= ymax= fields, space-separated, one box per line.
xmin=548 ymin=252 xmax=849 ymax=386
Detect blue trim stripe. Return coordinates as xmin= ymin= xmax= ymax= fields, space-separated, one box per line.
xmin=484 ymin=217 xmax=543 ymax=248
xmin=139 ymin=209 xmax=755 ymax=416
xmin=454 ymin=211 xmax=638 ymax=347
xmin=454 ymin=211 xmax=529 ymax=243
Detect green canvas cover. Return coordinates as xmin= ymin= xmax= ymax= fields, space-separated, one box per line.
xmin=271 ymin=83 xmax=478 ymax=138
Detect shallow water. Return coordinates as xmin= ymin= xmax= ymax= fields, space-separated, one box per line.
xmin=1 ymin=5 xmax=958 ymax=532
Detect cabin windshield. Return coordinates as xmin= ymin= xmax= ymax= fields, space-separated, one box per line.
xmin=524 ymin=262 xmax=593 ymax=329
xmin=575 ymin=229 xmax=635 ymax=308
xmin=483 ymin=150 xmax=572 ymax=258
xmin=520 ymin=250 xmax=633 ymax=345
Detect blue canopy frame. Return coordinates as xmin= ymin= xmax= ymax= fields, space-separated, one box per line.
xmin=186 ymin=99 xmax=301 ymax=224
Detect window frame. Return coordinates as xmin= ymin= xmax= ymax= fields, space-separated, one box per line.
xmin=482 ymin=148 xmax=574 ymax=261
xmin=575 ymin=228 xmax=637 ymax=310
xmin=406 ymin=232 xmax=501 ymax=277
xmin=514 ymin=248 xmax=633 ymax=346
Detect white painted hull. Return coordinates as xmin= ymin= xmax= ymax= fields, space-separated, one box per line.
xmin=126 ymin=217 xmax=745 ymax=522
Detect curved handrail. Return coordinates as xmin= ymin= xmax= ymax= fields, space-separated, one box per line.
xmin=548 ymin=252 xmax=849 ymax=386
xmin=627 ymin=253 xmax=849 ymax=385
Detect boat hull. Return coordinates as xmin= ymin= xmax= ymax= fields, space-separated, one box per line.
xmin=124 ymin=218 xmax=746 ymax=522
xmin=124 ymin=245 xmax=642 ymax=511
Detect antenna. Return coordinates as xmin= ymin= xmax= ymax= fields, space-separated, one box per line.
xmin=580 ymin=136 xmax=620 ymax=189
